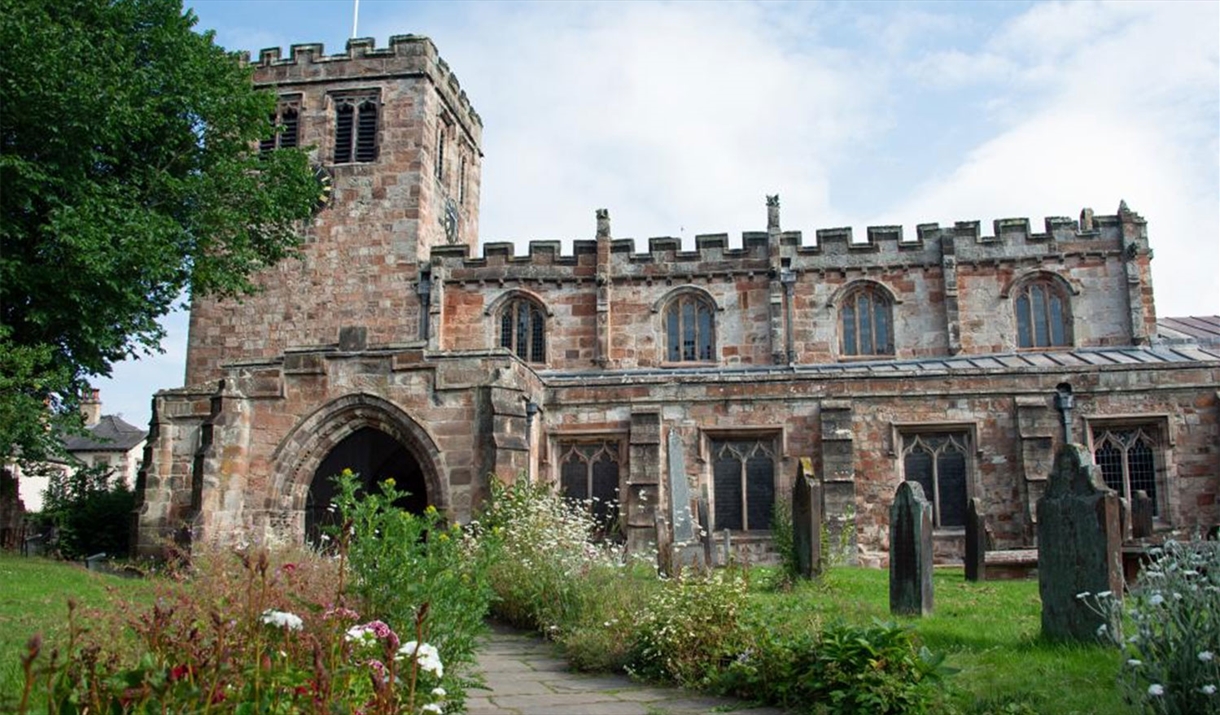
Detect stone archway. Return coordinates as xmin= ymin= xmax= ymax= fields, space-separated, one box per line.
xmin=269 ymin=394 xmax=447 ymax=543
xmin=305 ymin=426 xmax=429 ymax=543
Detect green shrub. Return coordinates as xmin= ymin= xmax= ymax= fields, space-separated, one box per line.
xmin=1101 ymin=540 xmax=1220 ymax=714
xmin=769 ymin=496 xmax=801 ymax=588
xmin=721 ymin=619 xmax=947 ymax=714
xmin=331 ymin=469 xmax=494 ymax=708
xmin=627 ymin=567 xmax=751 ymax=687
xmin=42 ymin=464 xmax=135 ymax=559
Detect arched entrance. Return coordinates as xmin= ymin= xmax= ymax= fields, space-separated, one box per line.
xmin=305 ymin=426 xmax=430 ymax=543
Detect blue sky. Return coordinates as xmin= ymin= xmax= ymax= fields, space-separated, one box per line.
xmin=94 ymin=0 xmax=1220 ymax=428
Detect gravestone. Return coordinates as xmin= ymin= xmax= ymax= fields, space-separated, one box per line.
xmin=792 ymin=458 xmax=823 ymax=579
xmin=1130 ymin=490 xmax=1154 ymax=540
xmin=890 ymin=481 xmax=934 ymax=616
xmin=964 ymin=497 xmax=986 ymax=582
xmin=1037 ymin=444 xmax=1123 ymax=642
xmin=666 ymin=430 xmax=706 ymax=568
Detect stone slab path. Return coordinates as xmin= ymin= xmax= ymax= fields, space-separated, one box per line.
xmin=468 ymin=623 xmax=787 ymax=715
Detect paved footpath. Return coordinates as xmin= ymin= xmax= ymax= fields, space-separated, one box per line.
xmin=468 ymin=623 xmax=787 ymax=715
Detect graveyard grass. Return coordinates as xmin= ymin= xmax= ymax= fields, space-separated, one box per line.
xmin=2 ymin=555 xmax=1129 ymax=714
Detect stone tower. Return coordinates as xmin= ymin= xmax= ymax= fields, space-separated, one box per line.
xmin=185 ymin=36 xmax=483 ymax=384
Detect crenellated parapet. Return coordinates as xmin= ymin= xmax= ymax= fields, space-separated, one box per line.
xmin=432 ymin=203 xmax=1149 ymax=277
xmin=248 ymin=35 xmax=481 ymax=134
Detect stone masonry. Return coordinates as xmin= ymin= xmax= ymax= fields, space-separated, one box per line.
xmin=135 ymin=37 xmax=1220 ymax=562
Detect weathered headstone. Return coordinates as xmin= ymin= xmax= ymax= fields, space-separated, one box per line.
xmin=964 ymin=496 xmax=986 ymax=582
xmin=792 ymin=458 xmax=824 ymax=579
xmin=890 ymin=481 xmax=934 ymax=616
xmin=1131 ymin=490 xmax=1154 ymax=540
xmin=667 ymin=430 xmax=695 ymax=544
xmin=1037 ymin=444 xmax=1123 ymax=642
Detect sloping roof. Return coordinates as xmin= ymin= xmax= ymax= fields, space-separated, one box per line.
xmin=1159 ymin=316 xmax=1220 ymax=345
xmin=63 ymin=415 xmax=147 ymax=453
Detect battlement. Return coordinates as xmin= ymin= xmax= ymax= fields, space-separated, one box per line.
xmin=248 ymin=36 xmax=481 ymax=130
xmin=433 ymin=203 xmax=1149 ymax=272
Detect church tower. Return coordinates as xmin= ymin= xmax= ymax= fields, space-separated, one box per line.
xmin=184 ymin=36 xmax=482 ymax=385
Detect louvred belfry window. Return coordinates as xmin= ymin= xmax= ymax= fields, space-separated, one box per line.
xmin=711 ymin=438 xmax=776 ymax=532
xmin=259 ymin=100 xmax=301 ymax=155
xmin=333 ymin=95 xmax=379 ymax=164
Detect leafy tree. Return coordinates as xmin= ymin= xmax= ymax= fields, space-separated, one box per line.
xmin=41 ymin=463 xmax=136 ymax=558
xmin=0 ymin=0 xmax=319 ymax=462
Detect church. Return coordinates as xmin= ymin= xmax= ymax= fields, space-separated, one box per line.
xmin=134 ymin=36 xmax=1220 ymax=563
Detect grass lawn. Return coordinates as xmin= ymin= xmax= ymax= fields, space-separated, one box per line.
xmin=0 ymin=554 xmax=156 ymax=702
xmin=1 ymin=556 xmax=1129 ymax=714
xmin=749 ymin=567 xmax=1127 ymax=714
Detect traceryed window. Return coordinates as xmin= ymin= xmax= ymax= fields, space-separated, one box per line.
xmin=711 ymin=438 xmax=776 ymax=532
xmin=333 ymin=93 xmax=379 ymax=164
xmin=664 ymin=291 xmax=716 ymax=363
xmin=558 ymin=439 xmax=622 ymax=527
xmin=1092 ymin=424 xmax=1162 ymax=517
xmin=500 ymin=297 xmax=546 ymax=364
xmin=901 ymin=431 xmax=969 ymax=528
xmin=259 ymin=98 xmax=301 ymax=155
xmin=839 ymin=283 xmax=894 ymax=357
xmin=1014 ymin=278 xmax=1071 ymax=348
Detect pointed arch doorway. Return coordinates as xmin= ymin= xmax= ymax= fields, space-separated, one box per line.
xmin=306 ymin=426 xmax=429 ymax=543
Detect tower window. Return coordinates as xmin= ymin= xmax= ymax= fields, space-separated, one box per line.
xmin=333 ymin=94 xmax=379 ymax=164
xmin=500 ymin=297 xmax=546 ymax=364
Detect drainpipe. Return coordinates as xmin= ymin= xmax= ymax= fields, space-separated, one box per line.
xmin=780 ymin=265 xmax=797 ymax=365
xmin=1054 ymin=383 xmax=1074 ymax=444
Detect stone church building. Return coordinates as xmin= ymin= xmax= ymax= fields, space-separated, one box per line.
xmin=134 ymin=36 xmax=1220 ymax=562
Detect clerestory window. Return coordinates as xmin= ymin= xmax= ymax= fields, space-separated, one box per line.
xmin=500 ymin=297 xmax=546 ymax=364
xmin=839 ymin=283 xmax=894 ymax=357
xmin=333 ymin=94 xmax=379 ymax=164
xmin=1014 ymin=278 xmax=1071 ymax=349
xmin=664 ymin=292 xmax=716 ymax=363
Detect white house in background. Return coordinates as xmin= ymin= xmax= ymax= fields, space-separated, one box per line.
xmin=16 ymin=390 xmax=147 ymax=512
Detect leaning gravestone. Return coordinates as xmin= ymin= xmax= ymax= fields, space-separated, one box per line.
xmin=666 ymin=430 xmax=704 ymax=568
xmin=1131 ymin=490 xmax=1154 ymax=540
xmin=964 ymin=497 xmax=986 ymax=582
xmin=793 ymin=458 xmax=824 ymax=579
xmin=890 ymin=481 xmax=934 ymax=616
xmin=1037 ymin=444 xmax=1123 ymax=642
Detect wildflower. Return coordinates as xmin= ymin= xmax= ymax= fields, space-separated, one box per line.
xmin=1127 ymin=659 xmax=1142 ymax=667
xmin=422 ymin=705 xmax=443 ymax=714
xmin=432 ymin=687 xmax=447 ymax=697
xmin=1097 ymin=590 xmax=1112 ymax=598
xmin=1075 ymin=592 xmax=1090 ymax=600
xmin=261 ymin=609 xmax=304 ymax=631
xmin=325 ymin=606 xmax=360 ymax=622
xmin=1149 ymin=593 xmax=1165 ymax=606
xmin=1096 ymin=624 xmax=1109 ymax=637
xmin=1148 ymin=684 xmax=1164 ymax=696
xmin=1202 ymin=685 xmax=1217 ymax=695
xmin=398 ymin=641 xmax=444 ymax=677
xmin=1200 ymin=651 xmax=1215 ymax=662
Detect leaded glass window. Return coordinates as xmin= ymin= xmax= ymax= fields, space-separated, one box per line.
xmin=711 ymin=438 xmax=775 ymax=531
xmin=901 ymin=432 xmax=969 ymax=528
xmin=558 ymin=440 xmax=621 ymax=527
xmin=1093 ymin=426 xmax=1160 ymax=516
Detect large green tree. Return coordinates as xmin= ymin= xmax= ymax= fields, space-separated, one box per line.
xmin=0 ymin=0 xmax=319 ymax=462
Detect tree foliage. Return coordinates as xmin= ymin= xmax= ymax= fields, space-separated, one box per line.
xmin=40 ymin=463 xmax=136 ymax=559
xmin=0 ymin=0 xmax=318 ymax=461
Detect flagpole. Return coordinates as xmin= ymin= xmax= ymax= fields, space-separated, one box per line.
xmin=352 ymin=0 xmax=360 ymax=38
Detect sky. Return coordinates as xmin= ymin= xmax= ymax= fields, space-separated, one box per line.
xmin=93 ymin=0 xmax=1220 ymax=429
